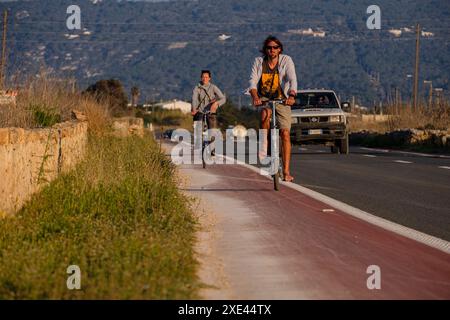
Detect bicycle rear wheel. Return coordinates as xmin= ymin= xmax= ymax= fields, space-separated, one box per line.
xmin=202 ymin=142 xmax=206 ymax=169
xmin=202 ymin=116 xmax=208 ymax=169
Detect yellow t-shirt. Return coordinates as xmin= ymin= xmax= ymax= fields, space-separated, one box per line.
xmin=258 ymin=60 xmax=286 ymax=100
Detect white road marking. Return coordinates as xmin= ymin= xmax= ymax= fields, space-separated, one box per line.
xmin=363 ymin=154 xmax=377 ymax=158
xmin=299 ymin=147 xmax=308 ymax=151
xmin=438 ymin=166 xmax=450 ymax=170
xmin=322 ymin=209 xmax=335 ymax=213
xmin=360 ymin=146 xmax=450 ymax=159
xmin=394 ymin=160 xmax=413 ymax=164
xmin=360 ymin=147 xmax=389 ymax=153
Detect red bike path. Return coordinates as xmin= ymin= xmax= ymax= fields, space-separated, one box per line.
xmin=167 ymin=145 xmax=450 ymax=299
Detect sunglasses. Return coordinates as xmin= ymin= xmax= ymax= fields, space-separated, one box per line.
xmin=266 ymin=45 xmax=280 ymax=50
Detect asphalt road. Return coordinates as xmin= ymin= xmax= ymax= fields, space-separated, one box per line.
xmin=289 ymin=145 xmax=450 ymax=241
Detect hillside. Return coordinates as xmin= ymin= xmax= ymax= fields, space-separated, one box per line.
xmin=1 ymin=0 xmax=449 ymax=106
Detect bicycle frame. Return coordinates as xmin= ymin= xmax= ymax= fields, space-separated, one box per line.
xmin=197 ymin=110 xmax=211 ymax=168
xmin=261 ymin=99 xmax=284 ymax=190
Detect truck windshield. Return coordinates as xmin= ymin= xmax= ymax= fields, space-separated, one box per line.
xmin=292 ymin=92 xmax=339 ymax=109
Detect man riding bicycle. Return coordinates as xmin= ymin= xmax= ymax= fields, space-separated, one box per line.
xmin=192 ymin=70 xmax=226 ymax=157
xmin=249 ymin=35 xmax=297 ymax=182
xmin=192 ymin=70 xmax=226 ymax=129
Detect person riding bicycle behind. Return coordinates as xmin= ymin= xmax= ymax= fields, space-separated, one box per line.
xmin=249 ymin=35 xmax=297 ymax=182
xmin=191 ymin=70 xmax=226 ymax=129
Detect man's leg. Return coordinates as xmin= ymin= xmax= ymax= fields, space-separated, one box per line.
xmin=280 ymin=129 xmax=293 ymax=181
xmin=207 ymin=113 xmax=218 ymax=156
xmin=207 ymin=113 xmax=217 ymax=129
xmin=276 ymin=105 xmax=294 ymax=182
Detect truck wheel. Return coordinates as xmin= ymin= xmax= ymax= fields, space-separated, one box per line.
xmin=339 ymin=134 xmax=349 ymax=155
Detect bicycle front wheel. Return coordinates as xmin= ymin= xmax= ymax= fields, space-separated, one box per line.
xmin=273 ymin=172 xmax=280 ymax=191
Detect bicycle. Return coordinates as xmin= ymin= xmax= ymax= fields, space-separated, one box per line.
xmin=260 ymin=99 xmax=285 ymax=191
xmin=195 ymin=110 xmax=213 ymax=169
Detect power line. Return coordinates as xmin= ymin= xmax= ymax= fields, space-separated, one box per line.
xmin=9 ymin=37 xmax=449 ymax=45
xmin=14 ymin=18 xmax=450 ymax=26
xmin=10 ymin=28 xmax=450 ymax=35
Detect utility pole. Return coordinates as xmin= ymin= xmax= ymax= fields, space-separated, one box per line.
xmin=412 ymin=23 xmax=421 ymax=112
xmin=434 ymin=88 xmax=443 ymax=107
xmin=0 ymin=10 xmax=8 ymax=91
xmin=424 ymin=80 xmax=433 ymax=109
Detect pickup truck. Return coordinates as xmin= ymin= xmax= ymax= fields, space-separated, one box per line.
xmin=290 ymin=89 xmax=351 ymax=154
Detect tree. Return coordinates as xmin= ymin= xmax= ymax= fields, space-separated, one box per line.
xmin=84 ymin=79 xmax=129 ymax=116
xmin=131 ymin=86 xmax=140 ymax=107
xmin=217 ymin=101 xmax=259 ymax=131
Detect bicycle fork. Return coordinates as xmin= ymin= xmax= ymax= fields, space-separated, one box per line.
xmin=270 ymin=102 xmax=281 ymax=177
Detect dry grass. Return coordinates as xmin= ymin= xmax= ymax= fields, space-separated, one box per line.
xmin=0 ymin=71 xmax=111 ymax=133
xmin=139 ymin=108 xmax=193 ymax=132
xmin=0 ymin=134 xmax=200 ymax=299
xmin=349 ymin=101 xmax=450 ymax=133
xmin=78 ymin=96 xmax=111 ymax=135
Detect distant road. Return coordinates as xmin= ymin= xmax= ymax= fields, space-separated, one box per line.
xmin=289 ymin=145 xmax=450 ymax=241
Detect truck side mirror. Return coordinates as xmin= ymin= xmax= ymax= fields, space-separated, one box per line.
xmin=341 ymin=102 xmax=351 ymax=112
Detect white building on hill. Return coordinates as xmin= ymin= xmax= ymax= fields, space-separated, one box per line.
xmin=157 ymin=99 xmax=191 ymax=114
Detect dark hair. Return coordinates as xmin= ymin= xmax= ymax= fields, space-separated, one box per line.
xmin=260 ymin=35 xmax=284 ymax=57
xmin=201 ymin=70 xmax=211 ymax=77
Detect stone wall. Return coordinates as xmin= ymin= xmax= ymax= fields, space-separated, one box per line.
xmin=0 ymin=121 xmax=88 ymax=215
xmin=350 ymin=129 xmax=450 ymax=150
xmin=0 ymin=117 xmax=145 ymax=215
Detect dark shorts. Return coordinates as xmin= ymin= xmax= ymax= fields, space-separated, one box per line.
xmin=193 ymin=112 xmax=217 ymax=129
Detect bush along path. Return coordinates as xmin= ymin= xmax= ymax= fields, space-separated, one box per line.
xmin=0 ymin=134 xmax=200 ymax=299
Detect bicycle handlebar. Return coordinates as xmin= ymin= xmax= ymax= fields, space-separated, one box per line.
xmin=258 ymin=99 xmax=286 ymax=108
xmin=195 ymin=109 xmax=212 ymax=115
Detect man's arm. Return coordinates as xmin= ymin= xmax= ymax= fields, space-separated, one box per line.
xmin=285 ymin=56 xmax=297 ymax=106
xmin=249 ymin=58 xmax=262 ymax=106
xmin=191 ymin=87 xmax=199 ymax=113
xmin=249 ymin=58 xmax=261 ymax=92
xmin=286 ymin=56 xmax=297 ymax=96
xmin=250 ymin=88 xmax=261 ymax=106
xmin=213 ymin=85 xmax=226 ymax=107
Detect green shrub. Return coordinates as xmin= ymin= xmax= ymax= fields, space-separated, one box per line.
xmin=31 ymin=104 xmax=61 ymax=127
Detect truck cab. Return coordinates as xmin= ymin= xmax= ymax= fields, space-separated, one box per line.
xmin=290 ymin=90 xmax=350 ymax=154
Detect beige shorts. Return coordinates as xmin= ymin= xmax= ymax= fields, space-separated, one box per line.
xmin=275 ymin=104 xmax=292 ymax=131
xmin=260 ymin=103 xmax=292 ymax=131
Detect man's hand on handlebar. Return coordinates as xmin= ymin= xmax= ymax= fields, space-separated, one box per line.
xmin=286 ymin=95 xmax=295 ymax=106
xmin=250 ymin=88 xmax=262 ymax=107
xmin=191 ymin=109 xmax=198 ymax=116
xmin=210 ymin=101 xmax=219 ymax=113
xmin=252 ymin=96 xmax=262 ymax=107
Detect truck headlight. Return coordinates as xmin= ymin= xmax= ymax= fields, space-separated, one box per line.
xmin=329 ymin=115 xmax=342 ymax=123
